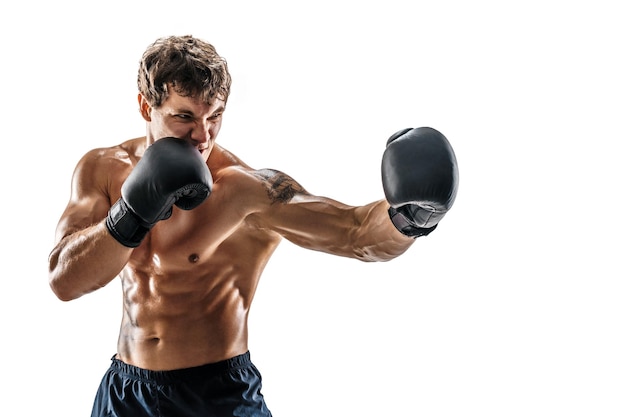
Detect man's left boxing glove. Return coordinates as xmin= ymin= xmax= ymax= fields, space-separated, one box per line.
xmin=381 ymin=127 xmax=458 ymax=238
xmin=106 ymin=137 xmax=213 ymax=247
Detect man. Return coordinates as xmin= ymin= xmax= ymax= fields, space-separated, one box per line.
xmin=48 ymin=35 xmax=458 ymax=417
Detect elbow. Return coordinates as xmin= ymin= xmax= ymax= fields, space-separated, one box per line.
xmin=48 ymin=257 xmax=81 ymax=301
xmin=48 ymin=247 xmax=77 ymax=301
xmin=48 ymin=274 xmax=77 ymax=302
xmin=52 ymin=291 xmax=75 ymax=302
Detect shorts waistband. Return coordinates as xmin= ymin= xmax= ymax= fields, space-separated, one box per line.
xmin=109 ymin=351 xmax=252 ymax=384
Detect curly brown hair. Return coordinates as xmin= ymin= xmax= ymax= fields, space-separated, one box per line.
xmin=138 ymin=35 xmax=232 ymax=108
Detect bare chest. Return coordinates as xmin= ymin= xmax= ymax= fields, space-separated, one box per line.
xmin=127 ymin=199 xmax=280 ymax=277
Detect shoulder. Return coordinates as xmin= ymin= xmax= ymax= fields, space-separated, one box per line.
xmin=76 ymin=137 xmax=142 ymax=172
xmin=250 ymin=168 xmax=309 ymax=204
xmin=209 ymin=146 xmax=309 ymax=206
xmin=71 ymin=137 xmax=144 ymax=198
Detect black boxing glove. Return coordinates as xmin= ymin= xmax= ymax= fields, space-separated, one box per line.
xmin=381 ymin=127 xmax=458 ymax=238
xmin=106 ymin=137 xmax=213 ymax=247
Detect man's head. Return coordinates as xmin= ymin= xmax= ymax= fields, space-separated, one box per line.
xmin=138 ymin=35 xmax=232 ymax=108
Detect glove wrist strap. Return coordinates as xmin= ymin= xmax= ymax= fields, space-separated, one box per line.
xmin=106 ymin=198 xmax=150 ymax=248
xmin=388 ymin=206 xmax=437 ymax=238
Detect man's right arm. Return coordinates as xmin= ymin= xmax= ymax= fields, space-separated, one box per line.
xmin=48 ymin=149 xmax=133 ymax=301
xmin=49 ymin=138 xmax=214 ymax=301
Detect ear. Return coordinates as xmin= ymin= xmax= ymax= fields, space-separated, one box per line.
xmin=138 ymin=93 xmax=152 ymax=121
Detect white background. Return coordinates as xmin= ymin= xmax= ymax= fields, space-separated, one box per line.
xmin=1 ymin=1 xmax=624 ymax=416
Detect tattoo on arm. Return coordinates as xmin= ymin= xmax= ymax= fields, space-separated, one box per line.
xmin=254 ymin=169 xmax=308 ymax=204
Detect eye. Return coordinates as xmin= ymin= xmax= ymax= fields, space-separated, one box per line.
xmin=175 ymin=114 xmax=192 ymax=120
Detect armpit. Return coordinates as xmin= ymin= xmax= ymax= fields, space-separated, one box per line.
xmin=253 ymin=169 xmax=308 ymax=204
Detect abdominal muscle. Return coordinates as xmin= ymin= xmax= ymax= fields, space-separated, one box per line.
xmin=114 ymin=222 xmax=278 ymax=371
xmin=115 ymin=266 xmax=250 ymax=371
xmin=108 ymin=159 xmax=284 ymax=371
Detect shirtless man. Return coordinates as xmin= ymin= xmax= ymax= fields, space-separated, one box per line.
xmin=48 ymin=35 xmax=458 ymax=417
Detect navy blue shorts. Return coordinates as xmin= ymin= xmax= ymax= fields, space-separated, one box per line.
xmin=90 ymin=351 xmax=272 ymax=417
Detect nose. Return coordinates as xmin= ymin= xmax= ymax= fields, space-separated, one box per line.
xmin=189 ymin=122 xmax=212 ymax=148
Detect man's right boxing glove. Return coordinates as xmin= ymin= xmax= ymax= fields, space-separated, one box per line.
xmin=381 ymin=127 xmax=458 ymax=238
xmin=106 ymin=137 xmax=213 ymax=248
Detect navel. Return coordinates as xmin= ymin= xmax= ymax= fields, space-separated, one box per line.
xmin=188 ymin=253 xmax=200 ymax=263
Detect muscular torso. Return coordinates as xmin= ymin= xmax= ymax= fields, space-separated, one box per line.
xmin=109 ymin=139 xmax=286 ymax=370
xmin=53 ymin=137 xmax=407 ymax=371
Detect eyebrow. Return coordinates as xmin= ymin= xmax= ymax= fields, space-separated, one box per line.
xmin=171 ymin=105 xmax=226 ymax=117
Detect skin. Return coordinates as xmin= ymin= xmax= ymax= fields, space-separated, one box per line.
xmin=48 ymin=89 xmax=415 ymax=371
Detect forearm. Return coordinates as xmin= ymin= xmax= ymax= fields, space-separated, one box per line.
xmin=353 ymin=200 xmax=415 ymax=262
xmin=48 ymin=221 xmax=132 ymax=301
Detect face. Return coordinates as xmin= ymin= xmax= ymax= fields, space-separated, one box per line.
xmin=138 ymin=89 xmax=226 ymax=162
